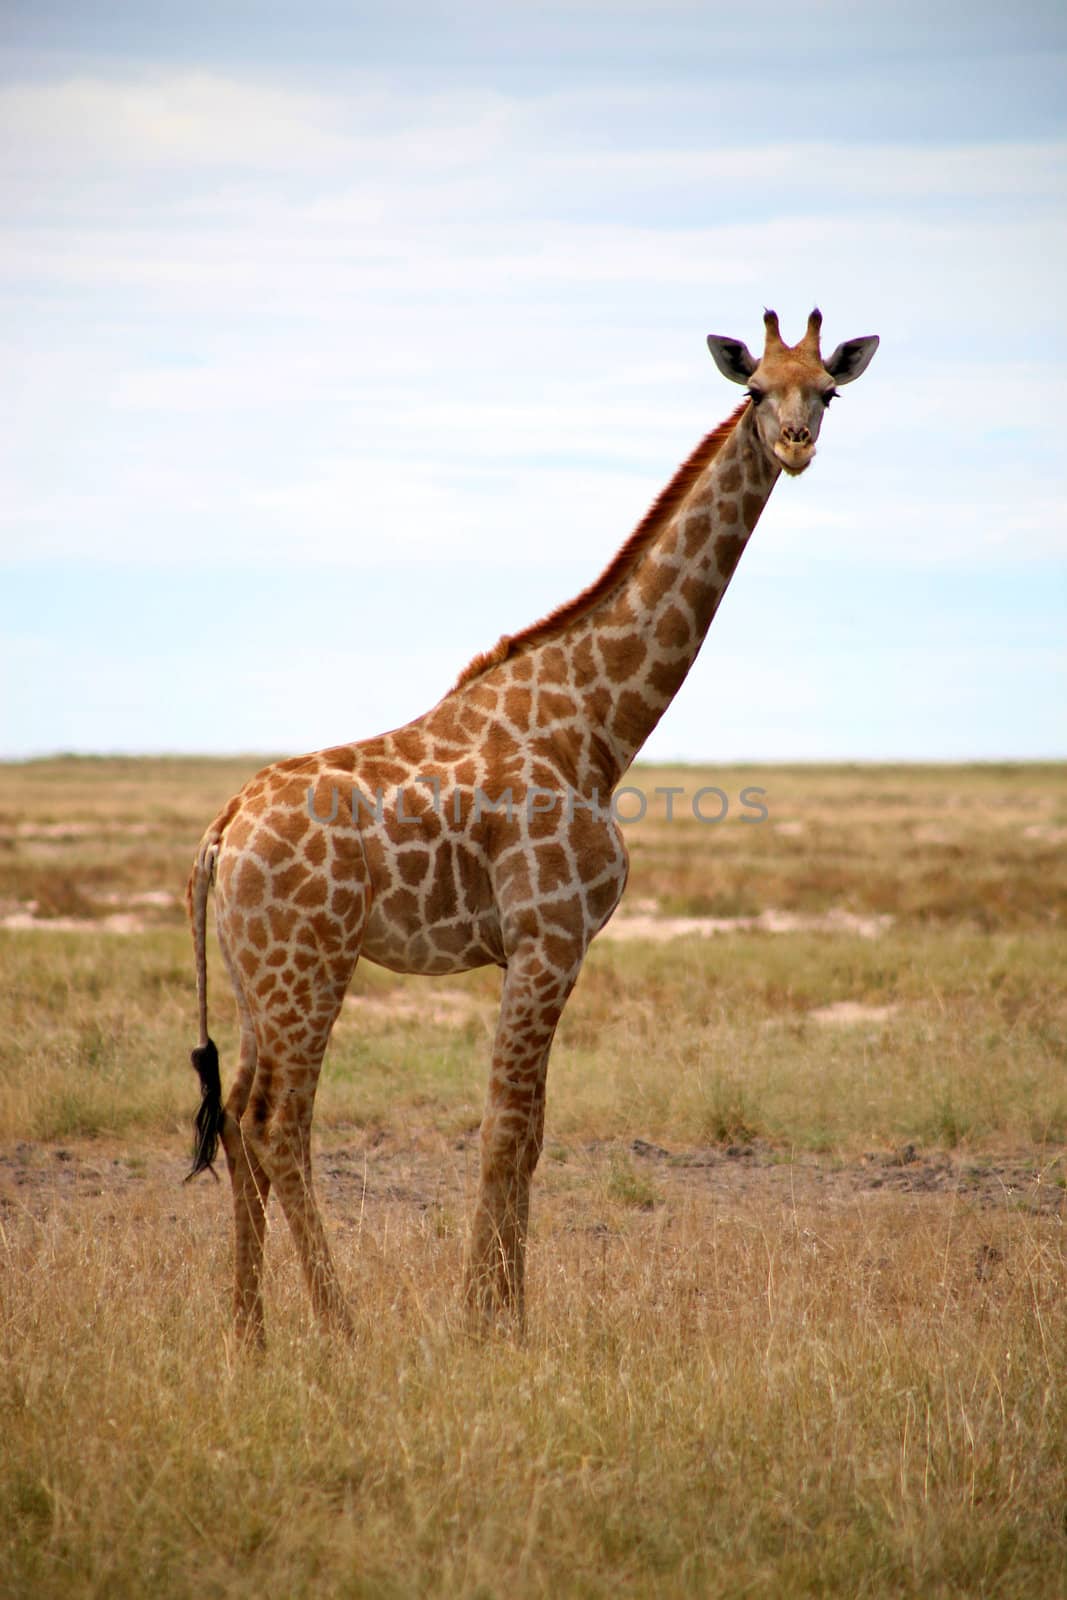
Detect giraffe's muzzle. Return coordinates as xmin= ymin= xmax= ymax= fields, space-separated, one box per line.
xmin=774 ymin=427 xmax=815 ymax=475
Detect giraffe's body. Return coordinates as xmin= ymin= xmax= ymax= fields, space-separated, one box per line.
xmin=187 ymin=310 xmax=877 ymax=1342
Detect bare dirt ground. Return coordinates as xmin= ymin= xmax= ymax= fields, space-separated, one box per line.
xmin=2 ymin=1130 xmax=1061 ymax=1246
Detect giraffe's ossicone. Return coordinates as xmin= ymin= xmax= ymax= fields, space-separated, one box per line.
xmin=186 ymin=309 xmax=878 ymax=1344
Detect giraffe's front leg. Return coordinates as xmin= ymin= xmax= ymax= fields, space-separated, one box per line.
xmin=465 ymin=944 xmax=579 ymax=1332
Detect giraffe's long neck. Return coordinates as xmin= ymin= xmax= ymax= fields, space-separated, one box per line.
xmin=435 ymin=404 xmax=780 ymax=796
xmin=559 ymin=404 xmax=779 ymax=784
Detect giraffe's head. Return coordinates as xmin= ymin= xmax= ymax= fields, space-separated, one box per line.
xmin=706 ymin=309 xmax=878 ymax=476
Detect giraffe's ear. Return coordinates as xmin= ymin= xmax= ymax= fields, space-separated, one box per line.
xmin=706 ymin=335 xmax=758 ymax=385
xmin=824 ymin=335 xmax=879 ymax=385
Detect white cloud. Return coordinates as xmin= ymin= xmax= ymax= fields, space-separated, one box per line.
xmin=0 ymin=58 xmax=1062 ymax=756
xmin=542 ymin=139 xmax=1067 ymax=205
xmin=0 ymin=74 xmax=356 ymax=168
xmin=4 ymin=70 xmax=1064 ymax=225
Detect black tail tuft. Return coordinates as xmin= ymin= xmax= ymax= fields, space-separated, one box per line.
xmin=186 ymin=1038 xmax=223 ymax=1183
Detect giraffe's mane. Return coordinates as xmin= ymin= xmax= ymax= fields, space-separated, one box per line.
xmin=452 ymin=400 xmax=750 ymax=690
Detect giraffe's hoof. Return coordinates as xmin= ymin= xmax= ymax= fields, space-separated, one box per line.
xmin=233 ymin=1321 xmax=267 ymax=1356
xmin=462 ymin=1279 xmax=525 ymax=1342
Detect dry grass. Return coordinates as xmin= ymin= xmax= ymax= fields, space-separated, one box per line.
xmin=0 ymin=757 xmax=1065 ymax=1596
xmin=2 ymin=1153 xmax=1062 ymax=1599
xmin=0 ymin=756 xmax=260 ymax=924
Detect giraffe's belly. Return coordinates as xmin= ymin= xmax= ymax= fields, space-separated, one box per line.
xmin=360 ymin=903 xmax=503 ymax=975
xmin=358 ymin=825 xmax=505 ymax=975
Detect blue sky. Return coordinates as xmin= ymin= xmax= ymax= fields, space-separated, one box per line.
xmin=1 ymin=1 xmax=1064 ymax=760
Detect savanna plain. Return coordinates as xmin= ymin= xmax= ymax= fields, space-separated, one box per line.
xmin=0 ymin=757 xmax=1064 ymax=1598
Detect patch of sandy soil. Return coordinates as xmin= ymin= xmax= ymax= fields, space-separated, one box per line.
xmin=807 ymin=1001 xmax=899 ymax=1027
xmin=911 ymin=823 xmax=955 ymax=845
xmin=0 ymin=901 xmax=894 ymax=940
xmin=1022 ymin=823 xmax=1067 ymax=843
xmin=11 ymin=822 xmax=155 ymax=840
xmin=600 ymin=907 xmax=894 ymax=942
xmin=91 ymin=890 xmax=179 ymax=909
xmin=0 ymin=890 xmax=178 ymax=933
xmin=0 ymin=910 xmax=149 ymax=934
xmin=339 ymin=988 xmax=489 ymax=1028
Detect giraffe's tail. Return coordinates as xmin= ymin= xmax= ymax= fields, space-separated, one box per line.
xmin=186 ymin=835 xmax=223 ymax=1183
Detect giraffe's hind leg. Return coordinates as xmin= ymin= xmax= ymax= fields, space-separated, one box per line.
xmin=230 ymin=910 xmax=367 ymax=1336
xmin=214 ymin=803 xmax=370 ymax=1338
xmin=223 ymin=1032 xmax=271 ymax=1346
xmin=216 ymin=942 xmax=271 ymax=1346
xmin=240 ymin=999 xmax=358 ymax=1337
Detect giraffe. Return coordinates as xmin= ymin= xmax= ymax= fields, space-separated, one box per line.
xmin=186 ymin=308 xmax=878 ymax=1344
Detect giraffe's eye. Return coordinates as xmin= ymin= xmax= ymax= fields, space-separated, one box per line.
xmin=746 ymin=387 xmax=765 ymax=406
xmin=821 ymin=388 xmax=839 ymax=407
